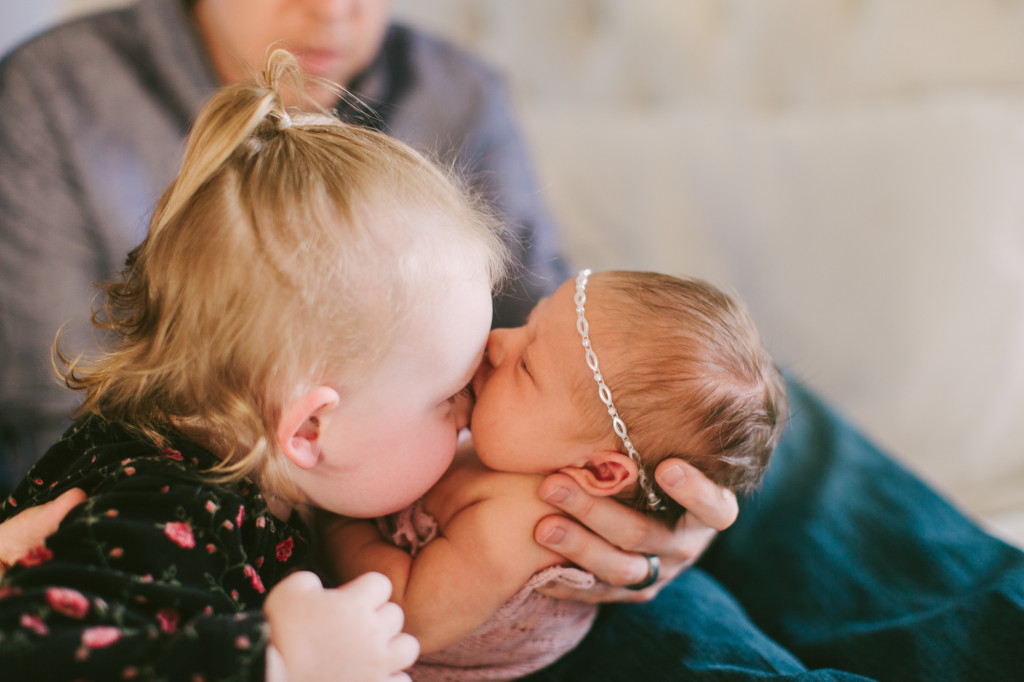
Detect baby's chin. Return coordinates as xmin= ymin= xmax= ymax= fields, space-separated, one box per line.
xmin=471 ymin=439 xmax=534 ymax=476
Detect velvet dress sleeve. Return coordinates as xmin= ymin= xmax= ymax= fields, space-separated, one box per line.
xmin=0 ymin=418 xmax=311 ymax=682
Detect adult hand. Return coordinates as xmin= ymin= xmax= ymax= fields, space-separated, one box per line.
xmin=533 ymin=459 xmax=737 ymax=603
xmin=265 ymin=571 xmax=419 ymax=682
xmin=0 ymin=488 xmax=86 ymax=577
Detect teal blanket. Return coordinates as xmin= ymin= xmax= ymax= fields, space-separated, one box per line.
xmin=528 ymin=379 xmax=1024 ymax=680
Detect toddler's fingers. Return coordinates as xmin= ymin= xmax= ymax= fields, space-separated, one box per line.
xmin=376 ymin=600 xmax=406 ymax=635
xmin=339 ymin=571 xmax=394 ymax=606
xmin=274 ymin=570 xmax=324 ymax=594
xmin=389 ymin=632 xmax=420 ymax=672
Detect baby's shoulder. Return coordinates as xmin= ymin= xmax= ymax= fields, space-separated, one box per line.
xmin=427 ymin=464 xmax=555 ymax=535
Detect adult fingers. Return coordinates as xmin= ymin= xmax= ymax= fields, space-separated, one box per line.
xmin=655 ymin=459 xmax=739 ymax=531
xmin=537 ymin=472 xmax=672 ymax=555
xmin=38 ymin=488 xmax=87 ymax=530
xmin=0 ymin=488 xmax=86 ymax=571
xmin=534 ymin=509 xmax=672 ymax=589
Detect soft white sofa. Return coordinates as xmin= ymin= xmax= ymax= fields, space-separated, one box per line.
xmin=391 ymin=0 xmax=1024 ymax=548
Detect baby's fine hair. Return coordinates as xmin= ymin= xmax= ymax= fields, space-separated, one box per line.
xmin=60 ymin=50 xmax=509 ymax=497
xmin=576 ymin=271 xmax=788 ymax=525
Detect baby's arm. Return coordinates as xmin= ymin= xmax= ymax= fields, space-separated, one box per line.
xmin=319 ymin=475 xmax=562 ymax=654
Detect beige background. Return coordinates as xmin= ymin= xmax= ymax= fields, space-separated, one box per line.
xmin=4 ymin=0 xmax=1024 ymax=548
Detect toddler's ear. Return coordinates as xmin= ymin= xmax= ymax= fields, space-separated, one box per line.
xmin=559 ymin=451 xmax=638 ymax=498
xmin=277 ymin=386 xmax=340 ymax=470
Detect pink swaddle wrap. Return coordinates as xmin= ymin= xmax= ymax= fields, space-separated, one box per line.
xmin=377 ymin=499 xmax=598 ymax=681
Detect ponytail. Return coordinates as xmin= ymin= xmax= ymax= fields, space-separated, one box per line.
xmin=151 ymin=50 xmax=307 ymax=240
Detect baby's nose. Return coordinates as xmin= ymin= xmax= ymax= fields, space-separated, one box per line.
xmin=484 ymin=328 xmax=511 ymax=367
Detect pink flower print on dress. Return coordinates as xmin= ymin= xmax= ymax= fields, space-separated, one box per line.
xmin=17 ymin=545 xmax=53 ymax=567
xmin=275 ymin=536 xmax=294 ymax=562
xmin=244 ymin=565 xmax=266 ymax=594
xmin=81 ymin=626 xmax=120 ymax=648
xmin=0 ymin=585 xmax=21 ymax=600
xmin=161 ymin=447 xmax=183 ymax=461
xmin=236 ymin=505 xmax=245 ymax=528
xmin=20 ymin=613 xmax=48 ymax=635
xmin=46 ymin=587 xmax=90 ymax=619
xmin=157 ymin=607 xmax=179 ymax=633
xmin=164 ymin=521 xmax=195 ymax=549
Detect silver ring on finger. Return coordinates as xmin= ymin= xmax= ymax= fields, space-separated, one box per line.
xmin=625 ymin=553 xmax=660 ymax=591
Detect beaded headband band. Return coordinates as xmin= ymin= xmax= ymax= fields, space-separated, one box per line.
xmin=574 ymin=269 xmax=665 ymax=511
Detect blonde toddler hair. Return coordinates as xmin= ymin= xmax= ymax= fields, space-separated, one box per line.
xmin=60 ymin=50 xmax=509 ymax=498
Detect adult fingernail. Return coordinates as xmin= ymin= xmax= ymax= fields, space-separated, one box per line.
xmin=541 ymin=526 xmax=567 ymax=546
xmin=542 ymin=485 xmax=570 ymax=505
xmin=661 ymin=464 xmax=686 ymax=489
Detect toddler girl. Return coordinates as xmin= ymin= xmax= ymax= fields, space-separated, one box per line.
xmin=0 ymin=49 xmax=508 ymax=682
xmin=321 ymin=269 xmax=788 ymax=680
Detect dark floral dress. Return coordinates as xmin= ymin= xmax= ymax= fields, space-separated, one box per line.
xmin=0 ymin=416 xmax=310 ymax=681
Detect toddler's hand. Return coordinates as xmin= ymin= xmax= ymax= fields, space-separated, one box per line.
xmin=264 ymin=571 xmax=419 ymax=682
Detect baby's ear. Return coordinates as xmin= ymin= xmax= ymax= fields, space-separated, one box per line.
xmin=276 ymin=386 xmax=340 ymax=470
xmin=559 ymin=451 xmax=638 ymax=498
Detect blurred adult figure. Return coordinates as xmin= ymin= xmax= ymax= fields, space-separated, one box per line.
xmin=0 ymin=0 xmax=569 ymax=492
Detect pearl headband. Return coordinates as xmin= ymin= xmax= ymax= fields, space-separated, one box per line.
xmin=574 ymin=269 xmax=665 ymax=511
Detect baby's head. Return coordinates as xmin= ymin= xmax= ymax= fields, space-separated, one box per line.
xmin=470 ymin=270 xmax=787 ymax=526
xmin=65 ymin=50 xmax=508 ymax=508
